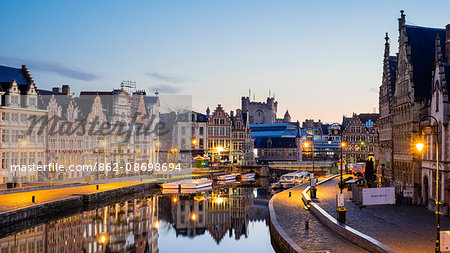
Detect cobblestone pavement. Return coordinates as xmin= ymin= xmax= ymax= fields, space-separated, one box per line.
xmin=316 ymin=176 xmax=450 ymax=253
xmin=272 ymin=181 xmax=367 ymax=253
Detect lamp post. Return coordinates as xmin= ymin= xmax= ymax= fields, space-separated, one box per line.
xmin=304 ymin=136 xmax=316 ymax=198
xmin=330 ymin=122 xmax=346 ymax=223
xmin=416 ymin=115 xmax=440 ymax=253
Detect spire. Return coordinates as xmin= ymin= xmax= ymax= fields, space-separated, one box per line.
xmin=384 ymin=32 xmax=390 ymax=59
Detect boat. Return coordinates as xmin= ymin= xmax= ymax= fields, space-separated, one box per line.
xmin=217 ymin=173 xmax=238 ymax=181
xmin=162 ymin=178 xmax=213 ymax=189
xmin=278 ymin=171 xmax=310 ymax=188
xmin=240 ymin=172 xmax=256 ymax=181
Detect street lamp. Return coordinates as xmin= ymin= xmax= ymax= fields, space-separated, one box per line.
xmin=330 ymin=122 xmax=346 ymax=223
xmin=360 ymin=141 xmax=366 ymax=161
xmin=304 ymin=137 xmax=316 ymax=198
xmin=416 ymin=115 xmax=440 ymax=253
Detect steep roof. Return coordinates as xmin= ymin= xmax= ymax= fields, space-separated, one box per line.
xmin=0 ymin=65 xmax=34 ymax=95
xmin=0 ymin=65 xmax=30 ymax=85
xmin=442 ymin=63 xmax=450 ymax=94
xmin=406 ymin=25 xmax=446 ymax=99
xmin=358 ymin=113 xmax=379 ymax=125
xmin=388 ymin=56 xmax=397 ymax=91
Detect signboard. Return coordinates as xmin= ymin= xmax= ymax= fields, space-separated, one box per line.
xmin=403 ymin=188 xmax=414 ymax=198
xmin=441 ymin=231 xmax=450 ymax=252
xmin=336 ymin=193 xmax=344 ymax=207
xmin=362 ymin=187 xmax=395 ymax=205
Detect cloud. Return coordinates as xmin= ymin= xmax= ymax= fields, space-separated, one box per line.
xmin=145 ymin=72 xmax=183 ymax=83
xmin=148 ymin=84 xmax=181 ymax=94
xmin=0 ymin=54 xmax=100 ymax=81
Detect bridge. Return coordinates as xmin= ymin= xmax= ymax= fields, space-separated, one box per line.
xmin=268 ymin=161 xmax=336 ymax=174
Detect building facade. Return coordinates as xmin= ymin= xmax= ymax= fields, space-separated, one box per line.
xmin=378 ymin=11 xmax=450 ymax=205
xmin=342 ymin=113 xmax=379 ymax=163
xmin=0 ymin=65 xmax=47 ymax=183
xmin=207 ymin=105 xmax=232 ymax=163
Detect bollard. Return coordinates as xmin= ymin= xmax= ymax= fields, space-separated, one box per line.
xmin=96 ymin=185 xmax=99 ymax=190
xmin=305 ymin=220 xmax=309 ymax=230
xmin=32 ymin=196 xmax=35 ymax=203
xmin=289 ymin=191 xmax=291 ymax=197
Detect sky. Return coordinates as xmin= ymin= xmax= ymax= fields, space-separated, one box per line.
xmin=2 ymin=0 xmax=450 ymax=123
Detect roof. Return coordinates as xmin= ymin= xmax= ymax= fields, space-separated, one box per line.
xmin=405 ymin=25 xmax=446 ymax=98
xmin=254 ymin=137 xmax=298 ymax=148
xmin=0 ymin=65 xmax=34 ymax=95
xmin=251 ymin=129 xmax=298 ymax=138
xmin=342 ymin=117 xmax=352 ymax=131
xmin=388 ymin=56 xmax=397 ymax=91
xmin=444 ymin=63 xmax=450 ymax=93
xmin=358 ymin=113 xmax=379 ymax=125
xmin=143 ymin=96 xmax=159 ymax=104
xmin=250 ymin=123 xmax=295 ymax=128
xmin=0 ymin=65 xmax=30 ymax=85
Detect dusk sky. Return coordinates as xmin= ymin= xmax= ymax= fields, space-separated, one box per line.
xmin=2 ymin=0 xmax=450 ymax=123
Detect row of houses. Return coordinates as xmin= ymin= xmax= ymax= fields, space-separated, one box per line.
xmin=0 ymin=65 xmax=161 ymax=183
xmin=378 ymin=11 xmax=450 ymax=213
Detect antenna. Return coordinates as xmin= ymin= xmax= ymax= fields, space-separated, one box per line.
xmin=120 ymin=80 xmax=136 ymax=93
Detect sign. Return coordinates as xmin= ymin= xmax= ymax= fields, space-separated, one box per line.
xmin=441 ymin=231 xmax=450 ymax=252
xmin=362 ymin=187 xmax=395 ymax=205
xmin=310 ymin=173 xmax=315 ymax=187
xmin=336 ymin=193 xmax=344 ymax=207
xmin=403 ymin=188 xmax=414 ymax=198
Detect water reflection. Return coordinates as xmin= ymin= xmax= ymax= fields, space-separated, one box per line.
xmin=0 ymin=183 xmax=273 ymax=253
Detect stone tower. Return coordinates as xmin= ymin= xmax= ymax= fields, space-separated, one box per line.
xmin=241 ymin=95 xmax=277 ymax=124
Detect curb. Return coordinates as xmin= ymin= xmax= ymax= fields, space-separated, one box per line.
xmin=302 ymin=176 xmax=396 ymax=253
xmin=268 ymin=186 xmax=307 ymax=253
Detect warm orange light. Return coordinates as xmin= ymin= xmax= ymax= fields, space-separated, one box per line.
xmin=172 ymin=196 xmax=178 ymax=203
xmin=416 ymin=143 xmax=424 ymax=152
xmin=215 ymin=197 xmax=224 ymax=204
xmin=341 ymin=142 xmax=346 ymax=148
xmin=154 ymin=220 xmax=160 ymax=229
xmin=155 ymin=141 xmax=161 ymax=147
xmin=216 ymin=146 xmax=224 ymax=152
xmin=99 ymin=234 xmax=108 ymax=244
xmin=303 ymin=142 xmax=309 ymax=148
xmin=191 ymin=213 xmax=197 ymax=221
xmin=192 ymin=139 xmax=197 ymax=145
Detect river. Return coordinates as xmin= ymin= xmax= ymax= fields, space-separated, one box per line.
xmin=0 ymin=180 xmax=276 ymax=253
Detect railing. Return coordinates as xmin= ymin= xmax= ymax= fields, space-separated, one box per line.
xmin=268 ymin=161 xmax=335 ymax=167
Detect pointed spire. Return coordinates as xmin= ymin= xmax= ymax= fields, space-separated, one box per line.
xmin=384 ymin=32 xmax=390 ymax=58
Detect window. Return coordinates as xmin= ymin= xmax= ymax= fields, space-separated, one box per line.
xmin=199 ymin=127 xmax=204 ymax=135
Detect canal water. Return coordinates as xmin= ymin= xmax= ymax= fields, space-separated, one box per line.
xmin=0 ymin=180 xmax=276 ymax=253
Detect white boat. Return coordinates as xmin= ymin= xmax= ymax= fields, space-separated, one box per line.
xmin=162 ymin=187 xmax=212 ymax=194
xmin=162 ymin=178 xmax=213 ymax=189
xmin=182 ymin=178 xmax=213 ymax=189
xmin=240 ymin=173 xmax=256 ymax=181
xmin=279 ymin=171 xmax=310 ymax=188
xmin=217 ymin=173 xmax=238 ymax=181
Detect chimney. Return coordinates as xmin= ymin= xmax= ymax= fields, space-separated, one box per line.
xmin=446 ymin=24 xmax=450 ymax=63
xmin=52 ymin=87 xmax=62 ymax=93
xmin=62 ymin=85 xmax=70 ymax=95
